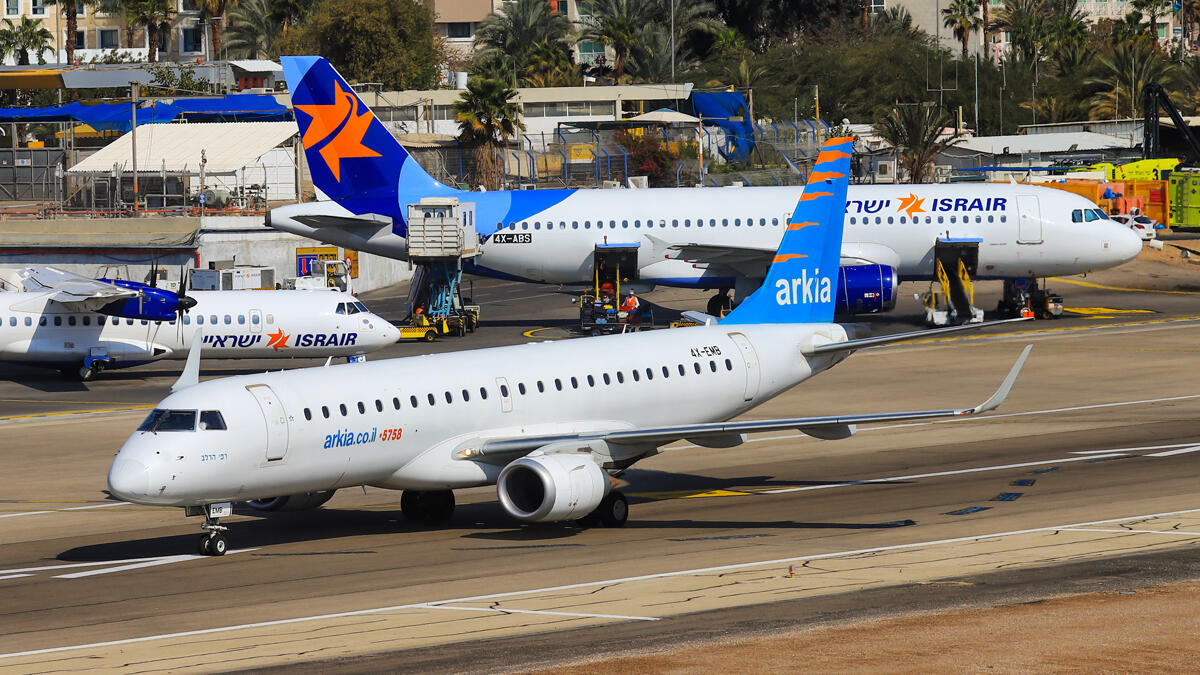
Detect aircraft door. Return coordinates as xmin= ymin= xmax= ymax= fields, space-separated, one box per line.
xmin=247 ymin=384 xmax=289 ymax=461
xmin=495 ymin=376 xmax=513 ymax=412
xmin=249 ymin=309 xmax=263 ymax=334
xmin=1016 ymin=195 xmax=1043 ymax=244
xmin=726 ymin=332 xmax=761 ymax=401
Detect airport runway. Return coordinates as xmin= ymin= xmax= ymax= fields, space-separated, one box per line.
xmin=1 ymin=264 xmax=1199 ymax=671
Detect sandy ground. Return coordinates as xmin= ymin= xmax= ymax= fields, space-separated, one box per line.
xmin=535 ymin=580 xmax=1200 ymax=674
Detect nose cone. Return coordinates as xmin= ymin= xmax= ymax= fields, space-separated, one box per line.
xmin=107 ymin=458 xmax=149 ymax=502
xmin=177 ymin=294 xmax=197 ymax=312
xmin=380 ymin=319 xmax=400 ymax=343
xmin=1110 ymin=223 xmax=1143 ymax=266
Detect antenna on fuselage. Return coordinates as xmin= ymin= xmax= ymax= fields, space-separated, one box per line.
xmin=171 ymin=329 xmax=203 ymax=392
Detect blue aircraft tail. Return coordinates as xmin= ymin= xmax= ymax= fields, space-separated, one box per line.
xmin=720 ymin=137 xmax=853 ymax=325
xmin=281 ymin=56 xmax=456 ymax=215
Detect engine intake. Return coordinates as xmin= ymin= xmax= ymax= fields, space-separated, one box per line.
xmin=245 ymin=490 xmax=336 ymax=512
xmin=835 ymin=264 xmax=898 ymax=314
xmin=497 ymin=453 xmax=608 ymax=522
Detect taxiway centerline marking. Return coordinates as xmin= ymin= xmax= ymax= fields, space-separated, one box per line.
xmin=1069 ymin=444 xmax=1196 ymax=455
xmin=0 ymin=555 xmax=189 ymax=576
xmin=413 ymin=604 xmax=659 ymax=622
xmin=0 ymin=405 xmax=153 ymax=424
xmin=60 ymin=502 xmax=131 ymax=511
xmin=54 ymin=552 xmax=254 ymax=579
xmin=0 ymin=574 xmax=32 ymax=580
xmin=1048 ymin=277 xmax=1200 ymax=295
xmin=5 ymin=506 xmax=1200 ymax=661
xmin=0 ymin=511 xmax=52 ymax=519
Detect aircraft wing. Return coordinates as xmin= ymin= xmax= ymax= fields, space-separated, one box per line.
xmin=458 ymin=345 xmax=1032 ymax=463
xmin=655 ymin=239 xmax=897 ymax=278
xmin=16 ymin=266 xmax=138 ymax=312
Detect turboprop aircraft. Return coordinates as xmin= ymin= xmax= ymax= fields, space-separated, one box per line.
xmin=108 ymin=138 xmax=1031 ymax=556
xmin=268 ymin=56 xmax=1142 ymax=313
xmin=0 ymin=266 xmax=399 ymax=380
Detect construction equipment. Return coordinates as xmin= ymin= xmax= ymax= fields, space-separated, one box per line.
xmin=1143 ymin=83 xmax=1200 ymax=164
xmin=400 ymin=197 xmax=480 ymax=341
xmin=921 ymin=239 xmax=984 ymax=327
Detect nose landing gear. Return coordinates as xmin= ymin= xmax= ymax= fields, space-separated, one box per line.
xmin=188 ymin=502 xmax=232 ymax=556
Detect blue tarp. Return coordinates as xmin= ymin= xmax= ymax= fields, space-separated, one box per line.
xmin=690 ymin=91 xmax=755 ymax=163
xmin=0 ymin=94 xmax=291 ymax=131
xmin=167 ymin=94 xmax=291 ymax=122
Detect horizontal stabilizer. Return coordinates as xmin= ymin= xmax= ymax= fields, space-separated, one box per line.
xmin=803 ymin=317 xmax=1030 ymax=355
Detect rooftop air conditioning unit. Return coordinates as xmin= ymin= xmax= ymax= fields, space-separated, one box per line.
xmin=626 ymin=176 xmax=649 ymax=189
xmin=601 ymin=180 xmax=622 ymax=189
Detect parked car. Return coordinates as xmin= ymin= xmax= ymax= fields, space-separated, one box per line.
xmin=1109 ymin=213 xmax=1157 ymax=241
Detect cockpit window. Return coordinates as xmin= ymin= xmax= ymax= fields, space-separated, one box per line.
xmin=354 ymin=302 xmax=368 ymax=313
xmin=1084 ymin=210 xmax=1099 ymax=222
xmin=335 ymin=303 xmax=347 ymax=315
xmin=199 ymin=410 xmax=226 ymax=430
xmin=1095 ymin=210 xmax=1111 ymax=220
xmin=137 ymin=409 xmax=197 ymax=432
xmin=1072 ymin=209 xmax=1083 ymax=223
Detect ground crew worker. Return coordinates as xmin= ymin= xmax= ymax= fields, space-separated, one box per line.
xmin=620 ymin=290 xmax=640 ymax=322
xmin=707 ymin=288 xmax=733 ymax=317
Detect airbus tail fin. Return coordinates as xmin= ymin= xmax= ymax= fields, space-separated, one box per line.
xmin=720 ymin=137 xmax=853 ymax=325
xmin=281 ymin=56 xmax=455 ymax=212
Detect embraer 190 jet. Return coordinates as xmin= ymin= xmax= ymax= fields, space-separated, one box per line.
xmin=268 ymin=56 xmax=1141 ymax=313
xmin=109 ymin=138 xmax=1031 ymax=556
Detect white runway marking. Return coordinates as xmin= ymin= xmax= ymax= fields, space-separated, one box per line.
xmin=4 ymin=507 xmax=1200 ymax=661
xmin=758 ymin=453 xmax=1128 ymax=495
xmin=414 ymin=604 xmax=660 ymax=622
xmin=0 ymin=511 xmax=51 ymax=519
xmin=1061 ymin=528 xmax=1200 ymax=537
xmin=1145 ymin=446 xmax=1200 ymax=458
xmin=0 ymin=550 xmax=254 ymax=580
xmin=60 ymin=502 xmax=131 ymax=511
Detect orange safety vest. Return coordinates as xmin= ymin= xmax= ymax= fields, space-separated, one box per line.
xmin=620 ymin=295 xmax=639 ymax=312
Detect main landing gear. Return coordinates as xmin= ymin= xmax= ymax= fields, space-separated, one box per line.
xmin=576 ymin=491 xmax=629 ymax=528
xmin=192 ymin=503 xmax=231 ymax=556
xmin=400 ymin=489 xmax=456 ymax=523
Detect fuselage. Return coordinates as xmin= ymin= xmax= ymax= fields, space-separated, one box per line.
xmin=0 ymin=289 xmax=399 ymax=370
xmin=107 ymin=322 xmax=848 ymax=506
xmin=271 ymin=183 xmax=1143 ymax=288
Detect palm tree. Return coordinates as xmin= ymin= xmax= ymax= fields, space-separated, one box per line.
xmin=655 ymin=0 xmax=722 ymax=75
xmin=453 ymin=78 xmax=524 ymax=190
xmin=199 ymin=0 xmax=237 ymax=59
xmin=521 ymin=40 xmax=577 ymax=87
xmin=474 ymin=0 xmax=573 ymax=72
xmin=1085 ymin=38 xmax=1178 ymax=119
xmin=225 ymin=0 xmax=276 ymax=59
xmin=874 ymin=103 xmax=961 ymax=184
xmin=870 ymin=6 xmax=922 ymax=39
xmin=121 ymin=0 xmax=174 ymax=62
xmin=585 ymin=0 xmax=658 ymax=82
xmin=0 ymin=16 xmax=52 ymax=65
xmin=989 ymin=0 xmax=1045 ymax=64
xmin=1132 ymin=0 xmax=1172 ymax=42
xmin=942 ymin=0 xmax=981 ymax=58
xmin=705 ymin=55 xmax=770 ymax=89
xmin=46 ymin=0 xmax=101 ymax=64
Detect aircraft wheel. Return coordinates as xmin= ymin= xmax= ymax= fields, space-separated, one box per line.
xmin=198 ymin=534 xmax=212 ymax=555
xmin=598 ymin=491 xmax=628 ymax=528
xmin=78 ymin=366 xmax=95 ymax=382
xmin=208 ymin=533 xmax=228 ymax=556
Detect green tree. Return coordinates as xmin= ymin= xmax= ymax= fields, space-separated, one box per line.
xmin=870 ymin=6 xmax=924 ymax=40
xmin=1132 ymin=0 xmax=1172 ymax=41
xmin=197 ymin=0 xmax=237 ymax=59
xmin=942 ymin=0 xmax=981 ymax=59
xmin=474 ymin=0 xmax=573 ymax=75
xmin=121 ymin=0 xmax=174 ymax=62
xmin=615 ymin=128 xmax=676 ymax=187
xmin=225 ymin=0 xmax=276 ymax=58
xmin=989 ymin=0 xmax=1045 ymax=64
xmin=521 ymin=40 xmax=578 ymax=87
xmin=277 ymin=0 xmax=440 ymax=90
xmin=452 ymin=77 xmax=524 ymax=190
xmin=1085 ymin=38 xmax=1177 ymax=119
xmin=705 ymin=55 xmax=770 ymax=89
xmin=585 ymin=0 xmax=654 ymax=82
xmin=875 ymin=103 xmax=961 ymax=184
xmin=0 ymin=16 xmax=52 ymax=65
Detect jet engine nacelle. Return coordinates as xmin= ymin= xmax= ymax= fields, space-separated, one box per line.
xmin=835 ymin=264 xmax=898 ymax=314
xmin=497 ymin=452 xmax=609 ymax=522
xmin=244 ymin=490 xmax=336 ymax=512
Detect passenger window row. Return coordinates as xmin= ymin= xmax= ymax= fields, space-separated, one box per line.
xmin=299 ymin=359 xmax=737 ymax=422
xmin=499 ymin=218 xmax=781 ymax=231
xmin=3 ymin=313 xmax=274 ymax=328
xmin=848 ymin=214 xmax=1005 ymax=225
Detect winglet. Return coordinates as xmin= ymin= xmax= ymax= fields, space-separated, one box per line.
xmin=968 ymin=345 xmax=1032 ymax=414
xmin=171 ymin=329 xmax=203 ymax=392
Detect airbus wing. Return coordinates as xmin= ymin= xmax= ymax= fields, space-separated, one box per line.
xmin=15 ymin=266 xmax=139 ymax=312
xmin=457 ymin=345 xmax=1032 ymax=463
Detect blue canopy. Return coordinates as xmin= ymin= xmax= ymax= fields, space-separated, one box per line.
xmin=0 ymin=94 xmax=291 ymax=131
xmin=167 ymin=94 xmax=291 ymax=122
xmin=690 ymin=91 xmax=755 ymax=163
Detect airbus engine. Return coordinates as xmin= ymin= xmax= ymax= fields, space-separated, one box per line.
xmin=245 ymin=491 xmax=336 ymax=512
xmin=835 ymin=264 xmax=898 ymax=314
xmin=497 ymin=453 xmax=609 ymax=522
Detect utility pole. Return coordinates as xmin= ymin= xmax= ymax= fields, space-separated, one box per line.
xmin=130 ymin=82 xmax=138 ymax=212
xmin=670 ymin=0 xmax=675 ymax=83
xmin=814 ymin=84 xmax=821 ymax=147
